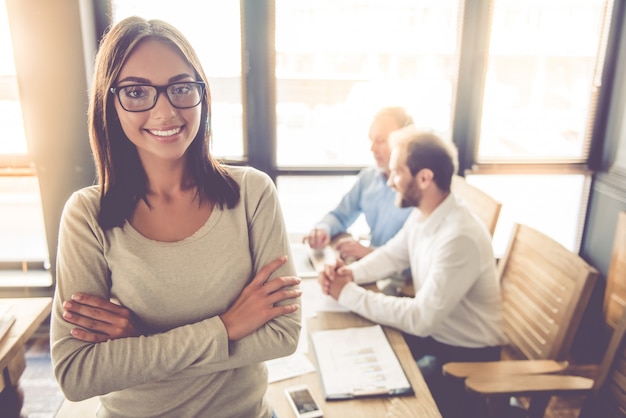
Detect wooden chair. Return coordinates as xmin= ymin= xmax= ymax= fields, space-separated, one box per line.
xmin=442 ymin=223 xmax=599 ymax=414
xmin=462 ymin=211 xmax=626 ymax=418
xmin=465 ymin=298 xmax=626 ymax=418
xmin=451 ymin=175 xmax=502 ymax=237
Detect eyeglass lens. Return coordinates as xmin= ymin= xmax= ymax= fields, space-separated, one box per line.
xmin=116 ymin=82 xmax=203 ymax=112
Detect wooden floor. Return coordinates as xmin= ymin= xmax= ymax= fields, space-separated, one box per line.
xmin=21 ymin=321 xmax=65 ymax=418
xmin=518 ymin=395 xmax=584 ymax=418
xmin=545 ymin=397 xmax=585 ymax=418
xmin=523 ymin=362 xmax=603 ymax=418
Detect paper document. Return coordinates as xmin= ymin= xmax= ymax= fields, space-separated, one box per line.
xmin=300 ymin=278 xmax=349 ymax=315
xmin=266 ymin=353 xmax=316 ymax=383
xmin=310 ymin=325 xmax=414 ymax=400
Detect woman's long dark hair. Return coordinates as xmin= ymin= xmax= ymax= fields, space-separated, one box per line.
xmin=89 ymin=16 xmax=240 ymax=229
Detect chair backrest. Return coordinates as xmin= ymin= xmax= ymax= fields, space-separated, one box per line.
xmin=451 ymin=175 xmax=502 ymax=237
xmin=603 ymin=211 xmax=626 ymax=333
xmin=498 ymin=223 xmax=598 ymax=362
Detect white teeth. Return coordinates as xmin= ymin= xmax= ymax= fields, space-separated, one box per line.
xmin=149 ymin=127 xmax=181 ymax=137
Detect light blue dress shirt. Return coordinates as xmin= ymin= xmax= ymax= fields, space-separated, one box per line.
xmin=317 ymin=167 xmax=412 ymax=247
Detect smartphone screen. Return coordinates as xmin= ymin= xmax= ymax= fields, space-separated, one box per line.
xmin=285 ymin=386 xmax=323 ymax=417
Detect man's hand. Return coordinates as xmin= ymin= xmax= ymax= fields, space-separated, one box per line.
xmin=318 ymin=259 xmax=353 ymax=300
xmin=303 ymin=228 xmax=330 ymax=250
xmin=335 ymin=237 xmax=373 ymax=261
xmin=62 ymin=293 xmax=142 ymax=343
xmin=219 ymin=256 xmax=301 ymax=341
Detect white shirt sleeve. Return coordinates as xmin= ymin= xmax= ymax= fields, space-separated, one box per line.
xmin=349 ymin=211 xmax=415 ymax=284
xmin=339 ymin=234 xmax=482 ymax=338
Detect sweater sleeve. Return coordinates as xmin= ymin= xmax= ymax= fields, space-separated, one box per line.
xmin=187 ymin=169 xmax=302 ymax=373
xmin=51 ymin=175 xmax=301 ymax=401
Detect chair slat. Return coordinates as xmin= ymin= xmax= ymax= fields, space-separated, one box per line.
xmin=500 ymin=224 xmax=598 ymax=362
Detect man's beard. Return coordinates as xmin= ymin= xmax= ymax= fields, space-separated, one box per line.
xmin=396 ymin=180 xmax=420 ymax=208
xmin=397 ymin=194 xmax=417 ymax=208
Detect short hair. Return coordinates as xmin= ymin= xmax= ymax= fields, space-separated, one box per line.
xmin=391 ymin=128 xmax=458 ymax=192
xmin=372 ymin=107 xmax=414 ymax=128
xmin=90 ymin=16 xmax=239 ymax=229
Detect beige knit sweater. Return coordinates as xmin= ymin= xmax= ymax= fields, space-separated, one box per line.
xmin=50 ymin=166 xmax=301 ymax=418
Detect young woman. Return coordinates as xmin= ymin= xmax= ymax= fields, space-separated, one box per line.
xmin=50 ymin=16 xmax=301 ymax=418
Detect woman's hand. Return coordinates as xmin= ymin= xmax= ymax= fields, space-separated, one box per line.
xmin=62 ymin=293 xmax=142 ymax=343
xmin=220 ymin=255 xmax=301 ymax=341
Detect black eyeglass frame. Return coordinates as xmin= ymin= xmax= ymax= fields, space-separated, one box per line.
xmin=109 ymin=81 xmax=206 ymax=112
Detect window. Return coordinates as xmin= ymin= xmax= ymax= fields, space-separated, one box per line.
xmin=478 ymin=0 xmax=609 ymax=162
xmin=465 ymin=0 xmax=613 ymax=253
xmin=0 ymin=1 xmax=48 ymax=278
xmin=111 ymin=0 xmax=244 ymax=160
xmin=0 ymin=2 xmax=28 ymax=162
xmin=275 ymin=0 xmax=461 ymax=168
xmin=2 ymin=1 xmax=617 ymax=288
xmin=273 ymin=0 xmax=614 ymax=249
xmin=466 ymin=173 xmax=590 ymax=256
xmin=277 ymin=175 xmax=369 ymax=238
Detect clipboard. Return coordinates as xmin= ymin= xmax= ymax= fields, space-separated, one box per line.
xmin=310 ymin=325 xmax=414 ymax=401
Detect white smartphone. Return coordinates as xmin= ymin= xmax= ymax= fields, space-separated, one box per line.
xmin=284 ymin=384 xmax=324 ymax=418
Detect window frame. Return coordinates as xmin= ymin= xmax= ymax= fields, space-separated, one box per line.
xmin=451 ymin=0 xmax=616 ymax=177
xmin=1 ymin=0 xmax=618 ymax=177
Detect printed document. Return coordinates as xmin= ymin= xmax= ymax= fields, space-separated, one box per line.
xmin=310 ymin=325 xmax=413 ymax=400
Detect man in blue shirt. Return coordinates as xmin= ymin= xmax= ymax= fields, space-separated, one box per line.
xmin=304 ymin=107 xmax=414 ymax=261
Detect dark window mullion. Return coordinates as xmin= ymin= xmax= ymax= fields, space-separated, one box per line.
xmin=451 ymin=0 xmax=493 ymax=176
xmin=242 ymin=0 xmax=277 ymax=180
xmin=588 ymin=0 xmax=624 ymax=170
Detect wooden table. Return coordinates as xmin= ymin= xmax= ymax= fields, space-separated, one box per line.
xmin=0 ymin=297 xmax=52 ymax=417
xmin=266 ymin=282 xmax=442 ymax=418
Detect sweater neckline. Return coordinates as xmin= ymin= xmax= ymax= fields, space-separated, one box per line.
xmin=122 ymin=206 xmax=223 ymax=246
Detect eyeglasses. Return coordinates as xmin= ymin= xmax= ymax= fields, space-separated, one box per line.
xmin=110 ymin=81 xmax=206 ymax=112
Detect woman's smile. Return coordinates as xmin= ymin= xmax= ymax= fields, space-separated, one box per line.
xmin=145 ymin=125 xmax=185 ymax=142
xmin=148 ymin=126 xmax=181 ymax=137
